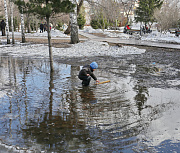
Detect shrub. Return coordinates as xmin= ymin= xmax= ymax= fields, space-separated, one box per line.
xmin=90 ymin=18 xmax=109 ymax=29
xmin=56 ymin=22 xmax=63 ymax=30
xmin=90 ymin=19 xmax=99 ymax=29
xmin=77 ymin=13 xmax=86 ymax=29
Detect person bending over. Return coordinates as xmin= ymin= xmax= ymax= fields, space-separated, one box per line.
xmin=78 ymin=62 xmax=100 ymax=86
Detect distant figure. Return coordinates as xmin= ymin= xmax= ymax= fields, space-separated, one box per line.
xmin=78 ymin=62 xmax=100 ymax=86
xmin=40 ymin=23 xmax=44 ymax=33
xmin=124 ymin=24 xmax=131 ymax=33
xmin=62 ymin=23 xmax=67 ymax=31
xmin=145 ymin=24 xmax=152 ymax=33
xmin=126 ymin=25 xmax=131 ymax=30
xmin=0 ymin=20 xmax=6 ymax=36
xmin=142 ymin=26 xmax=146 ymax=34
xmin=44 ymin=22 xmax=47 ymax=31
xmin=50 ymin=23 xmax=52 ymax=31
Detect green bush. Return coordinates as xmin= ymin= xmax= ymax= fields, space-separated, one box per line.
xmin=90 ymin=18 xmax=109 ymax=29
xmin=90 ymin=19 xmax=99 ymax=29
xmin=77 ymin=13 xmax=86 ymax=29
xmin=56 ymin=22 xmax=63 ymax=30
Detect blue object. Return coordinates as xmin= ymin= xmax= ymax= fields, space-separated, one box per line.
xmin=90 ymin=62 xmax=98 ymax=69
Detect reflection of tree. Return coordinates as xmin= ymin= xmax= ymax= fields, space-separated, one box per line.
xmin=133 ymin=80 xmax=149 ymax=115
xmin=49 ymin=68 xmax=54 ymax=122
xmin=22 ymin=65 xmax=92 ymax=152
xmin=22 ymin=113 xmax=91 ymax=152
xmin=8 ymin=57 xmax=12 ymax=138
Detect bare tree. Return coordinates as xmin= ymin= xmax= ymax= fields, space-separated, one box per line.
xmin=20 ymin=10 xmax=26 ymax=43
xmin=120 ymin=0 xmax=137 ymax=26
xmin=70 ymin=0 xmax=79 ymax=44
xmin=154 ymin=0 xmax=180 ymax=32
xmin=65 ymin=0 xmax=125 ymax=32
xmin=4 ymin=0 xmax=10 ymax=44
xmin=88 ymin=0 xmax=114 ymax=28
xmin=64 ymin=0 xmax=84 ymax=34
xmin=25 ymin=13 xmax=31 ymax=33
xmin=10 ymin=0 xmax=15 ymax=44
xmin=87 ymin=0 xmax=137 ymax=28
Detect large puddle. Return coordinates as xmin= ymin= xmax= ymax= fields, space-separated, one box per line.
xmin=0 ymin=47 xmax=180 ymax=152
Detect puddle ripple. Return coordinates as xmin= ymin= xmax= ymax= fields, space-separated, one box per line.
xmin=0 ymin=50 xmax=180 ymax=152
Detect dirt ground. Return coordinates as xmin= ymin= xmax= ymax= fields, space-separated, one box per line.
xmin=16 ymin=37 xmax=73 ymax=48
xmin=1 ymin=34 xmax=88 ymax=48
xmin=1 ymin=32 xmax=118 ymax=48
xmin=89 ymin=33 xmax=107 ymax=37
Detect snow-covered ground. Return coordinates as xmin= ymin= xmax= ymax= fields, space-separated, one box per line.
xmin=12 ymin=29 xmax=70 ymax=38
xmin=0 ymin=26 xmax=179 ymax=58
xmin=82 ymin=26 xmax=180 ymax=44
xmin=0 ymin=40 xmax=146 ymax=58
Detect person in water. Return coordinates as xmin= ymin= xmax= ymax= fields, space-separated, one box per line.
xmin=78 ymin=62 xmax=100 ymax=86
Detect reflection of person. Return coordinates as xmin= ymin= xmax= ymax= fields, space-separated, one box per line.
xmin=79 ymin=87 xmax=97 ymax=104
xmin=133 ymin=81 xmax=148 ymax=116
xmin=78 ymin=62 xmax=100 ymax=86
xmin=0 ymin=20 xmax=6 ymax=36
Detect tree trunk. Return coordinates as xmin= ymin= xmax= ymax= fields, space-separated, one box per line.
xmin=21 ymin=11 xmax=26 ymax=43
xmin=70 ymin=0 xmax=79 ymax=44
xmin=49 ymin=67 xmax=54 ymax=121
xmin=46 ymin=16 xmax=54 ymax=71
xmin=26 ymin=14 xmax=31 ymax=33
xmin=64 ymin=0 xmax=83 ymax=35
xmin=64 ymin=22 xmax=71 ymax=34
xmin=36 ymin=19 xmax=38 ymax=32
xmin=4 ymin=0 xmax=10 ymax=44
xmin=10 ymin=1 xmax=15 ymax=44
xmin=77 ymin=0 xmax=83 ymax=15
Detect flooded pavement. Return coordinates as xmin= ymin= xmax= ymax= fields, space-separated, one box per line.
xmin=0 ymin=46 xmax=180 ymax=153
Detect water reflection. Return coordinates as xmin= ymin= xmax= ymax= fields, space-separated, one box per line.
xmin=0 ymin=53 xmax=180 ymax=152
xmin=133 ymin=80 xmax=149 ymax=115
xmin=79 ymin=86 xmax=97 ymax=104
xmin=22 ymin=65 xmax=95 ymax=152
xmin=22 ymin=112 xmax=89 ymax=152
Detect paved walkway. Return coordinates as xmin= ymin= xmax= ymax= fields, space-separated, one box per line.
xmin=1 ymin=31 xmax=180 ymax=49
xmin=79 ymin=31 xmax=180 ymax=50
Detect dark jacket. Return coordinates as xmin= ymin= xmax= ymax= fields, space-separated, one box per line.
xmin=0 ymin=20 xmax=6 ymax=30
xmin=78 ymin=65 xmax=97 ymax=80
xmin=40 ymin=23 xmax=44 ymax=29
